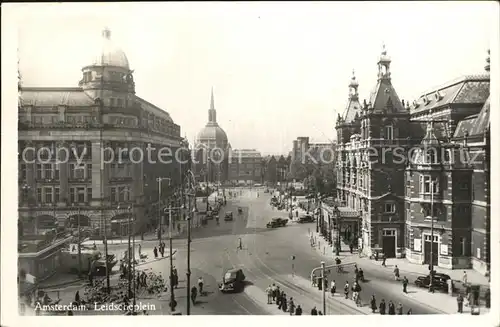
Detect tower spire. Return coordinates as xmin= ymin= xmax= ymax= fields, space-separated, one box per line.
xmin=208 ymin=87 xmax=217 ymax=124
xmin=210 ymin=86 xmax=215 ymax=110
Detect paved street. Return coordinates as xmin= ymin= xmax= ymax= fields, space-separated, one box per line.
xmin=40 ymin=187 xmax=462 ymax=315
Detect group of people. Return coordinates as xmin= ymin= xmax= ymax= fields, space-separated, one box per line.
xmin=265 ymin=284 xmax=303 ymax=315
xmin=190 ymin=276 xmax=205 ymax=305
xmin=153 ymin=242 xmax=167 ymax=259
xmin=370 ymin=296 xmax=411 ymax=315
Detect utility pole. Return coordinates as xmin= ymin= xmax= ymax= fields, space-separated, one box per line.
xmin=127 ymin=205 xmax=132 ymax=299
xmin=321 ymin=261 xmax=326 ymax=314
xmin=132 ymin=209 xmax=136 ymax=315
xmin=77 ymin=206 xmax=82 ymax=278
xmin=157 ymin=177 xmax=171 ymax=245
xmin=185 ymin=170 xmax=196 ymax=315
xmin=429 ymin=180 xmax=435 ymax=292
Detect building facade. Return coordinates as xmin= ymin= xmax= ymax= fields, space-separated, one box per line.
xmin=194 ymin=88 xmax=229 ymax=184
xmin=228 ymin=149 xmax=262 ymax=185
xmin=291 ymin=137 xmax=336 ymax=181
xmin=262 ymin=155 xmax=290 ymax=185
xmin=18 ymin=28 xmax=186 ymax=240
xmin=404 ymin=52 xmax=490 ymax=275
xmin=336 ymin=47 xmax=413 ymax=259
xmin=335 ymin=47 xmax=490 ymax=276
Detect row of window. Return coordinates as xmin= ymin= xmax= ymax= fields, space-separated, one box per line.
xmin=30 ymin=186 xmax=93 ymax=203
xmin=29 ymin=115 xmax=97 ymax=125
xmin=108 ymin=116 xmax=137 ymax=127
xmin=20 ymin=163 xmax=137 ymax=180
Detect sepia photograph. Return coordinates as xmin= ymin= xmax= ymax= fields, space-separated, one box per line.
xmin=1 ymin=1 xmax=499 ymax=325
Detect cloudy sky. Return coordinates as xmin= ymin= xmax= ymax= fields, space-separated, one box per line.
xmin=14 ymin=2 xmax=495 ymax=154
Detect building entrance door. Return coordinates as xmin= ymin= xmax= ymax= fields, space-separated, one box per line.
xmin=382 ymin=229 xmax=396 ymax=258
xmin=423 ymin=234 xmax=439 ymax=265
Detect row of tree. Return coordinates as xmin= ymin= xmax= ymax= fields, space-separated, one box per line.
xmin=288 ymin=160 xmax=336 ymax=196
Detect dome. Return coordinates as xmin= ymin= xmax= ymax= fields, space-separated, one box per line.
xmin=91 ymin=28 xmax=130 ymax=69
xmin=197 ymin=124 xmax=228 ymax=143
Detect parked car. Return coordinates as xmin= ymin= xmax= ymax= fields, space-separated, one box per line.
xmin=266 ymin=217 xmax=288 ymax=228
xmin=298 ymin=215 xmax=314 ymax=223
xmin=224 ymin=211 xmax=234 ymax=221
xmin=414 ymin=273 xmax=450 ymax=292
xmin=219 ymin=268 xmax=246 ymax=293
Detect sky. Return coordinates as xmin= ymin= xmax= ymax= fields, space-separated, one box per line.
xmin=14 ymin=2 xmax=495 ymax=155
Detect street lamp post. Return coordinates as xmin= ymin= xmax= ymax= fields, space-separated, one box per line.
xmin=157 ymin=177 xmax=171 ymax=245
xmin=321 ymin=261 xmax=326 ymax=314
xmin=77 ymin=206 xmax=82 ymax=278
xmin=184 ymin=169 xmax=197 ymax=315
xmin=429 ymin=180 xmax=435 ymax=292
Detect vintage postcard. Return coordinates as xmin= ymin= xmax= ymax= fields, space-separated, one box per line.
xmin=1 ymin=1 xmax=499 ymax=326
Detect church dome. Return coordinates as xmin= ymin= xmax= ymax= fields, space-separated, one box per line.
xmin=196 ymin=88 xmax=228 ymax=145
xmin=91 ymin=28 xmax=130 ymax=69
xmin=197 ymin=124 xmax=228 ymax=143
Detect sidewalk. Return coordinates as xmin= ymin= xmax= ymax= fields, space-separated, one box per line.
xmin=307 ymin=231 xmax=491 ymax=314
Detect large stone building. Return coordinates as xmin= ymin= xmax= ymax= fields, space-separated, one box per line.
xmin=404 ymin=53 xmax=490 ymax=275
xmin=261 ymin=155 xmax=291 ymax=185
xmin=335 ymin=46 xmax=490 ymax=275
xmin=228 ymin=149 xmax=262 ymax=185
xmin=194 ymin=88 xmax=229 ymax=184
xmin=18 ymin=28 xmax=186 ymax=280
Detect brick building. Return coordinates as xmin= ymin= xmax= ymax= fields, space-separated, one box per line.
xmin=335 ymin=46 xmax=490 ymax=276
xmin=261 ymin=155 xmax=290 ymax=185
xmin=404 ymin=52 xmax=490 ymax=276
xmin=227 ymin=149 xmax=262 ymax=185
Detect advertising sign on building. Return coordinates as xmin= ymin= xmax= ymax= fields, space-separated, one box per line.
xmin=440 ymin=244 xmax=448 ymax=255
xmin=414 ymin=239 xmax=421 ymax=251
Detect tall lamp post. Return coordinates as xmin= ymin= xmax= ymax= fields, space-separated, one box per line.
xmin=184 ymin=169 xmax=197 ymax=315
xmin=157 ymin=177 xmax=171 ymax=245
xmin=429 ymin=180 xmax=436 ymax=292
xmin=117 ymin=204 xmax=133 ymax=301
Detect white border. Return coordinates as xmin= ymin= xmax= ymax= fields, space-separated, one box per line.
xmin=2 ymin=2 xmax=500 ymax=327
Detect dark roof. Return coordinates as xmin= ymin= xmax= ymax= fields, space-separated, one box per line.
xmin=369 ymin=79 xmax=406 ymax=113
xmin=454 ymin=115 xmax=478 ymax=138
xmin=342 ymin=96 xmax=362 ymax=123
xmin=470 ymin=96 xmax=490 ymax=136
xmin=20 ymin=87 xmax=95 ymax=106
xmin=135 ymin=96 xmax=173 ymax=122
xmin=410 ymin=75 xmax=490 ymax=113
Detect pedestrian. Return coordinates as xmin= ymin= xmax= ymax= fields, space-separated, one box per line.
xmin=160 ymin=245 xmax=165 ymax=257
xmin=397 ymin=303 xmax=403 ymax=315
xmin=295 ymin=305 xmax=302 ymax=316
xmin=388 ymin=300 xmax=395 ymax=315
xmin=198 ymin=276 xmax=204 ymax=295
xmin=67 ymin=310 xmax=73 ymax=316
xmin=379 ymin=299 xmax=386 ymax=315
xmin=402 ymin=276 xmax=408 ymax=293
xmin=277 ymin=291 xmax=282 ymax=309
xmin=370 ymin=295 xmax=377 ymax=313
xmin=266 ymin=285 xmax=273 ymax=304
xmin=138 ymin=244 xmax=142 ymax=257
xmin=271 ymin=284 xmax=277 ymax=302
xmin=457 ymin=293 xmax=464 ymax=313
xmin=238 ymin=238 xmax=243 ymax=250
xmin=394 ymin=265 xmax=400 ymax=281
xmin=349 ymin=243 xmax=353 ymax=254
xmin=153 ymin=247 xmax=158 ymax=259
xmin=191 ymin=286 xmax=198 ymax=305
xmin=407 ymin=308 xmax=412 ymax=315
xmin=344 ymin=281 xmax=350 ymax=299
xmin=318 ymin=311 xmax=323 ymax=315
xmin=330 ymin=280 xmax=336 ymax=296
xmin=311 ymin=306 xmax=318 ymax=315
xmin=462 ymin=271 xmax=468 ymax=285
xmin=382 ymin=254 xmax=387 ymax=267
xmin=282 ymin=294 xmax=288 ymax=312
xmin=289 ymin=297 xmax=295 ymax=315
xmin=74 ymin=290 xmax=80 ymax=304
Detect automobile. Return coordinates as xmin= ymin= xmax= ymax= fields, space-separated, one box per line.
xmin=266 ymin=217 xmax=288 ymax=228
xmin=298 ymin=215 xmax=315 ymax=223
xmin=414 ymin=273 xmax=450 ymax=292
xmin=219 ymin=268 xmax=246 ymax=293
xmin=224 ymin=211 xmax=233 ymax=221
